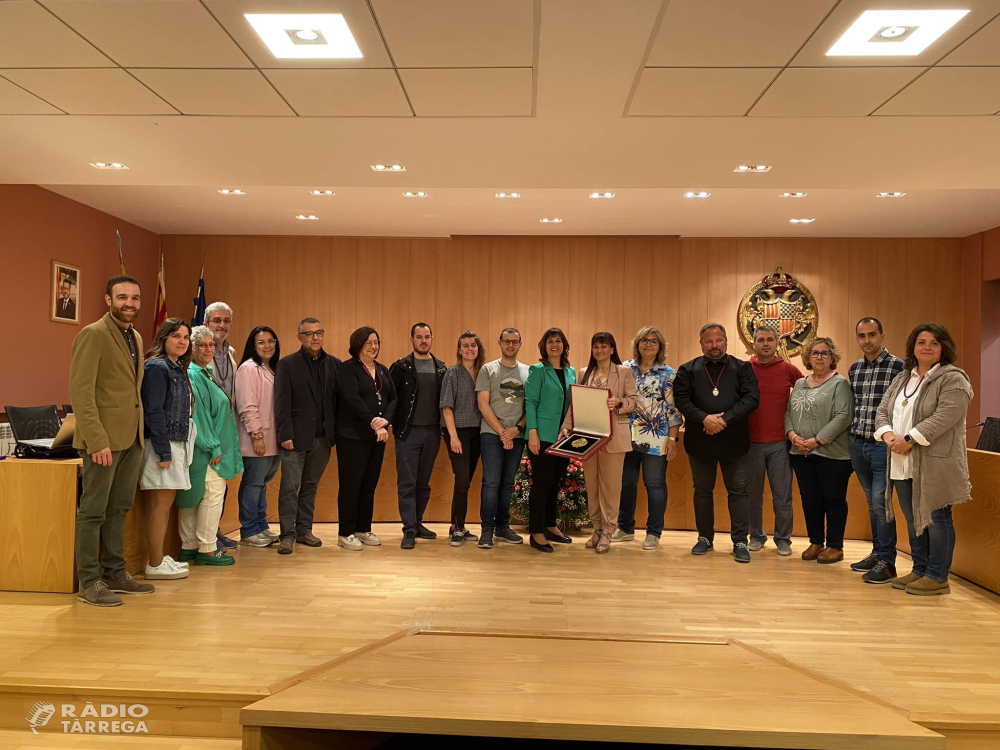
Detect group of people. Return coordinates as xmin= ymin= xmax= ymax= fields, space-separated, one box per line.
xmin=68 ymin=274 xmax=973 ymax=607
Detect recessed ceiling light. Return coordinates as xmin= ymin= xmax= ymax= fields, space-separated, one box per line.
xmin=402 ymin=191 xmax=427 ymax=198
xmin=684 ymin=191 xmax=711 ymax=199
xmin=495 ymin=192 xmax=521 ymax=199
xmin=245 ymin=14 xmax=362 ymax=59
xmin=90 ymin=162 xmax=129 ymax=170
xmin=734 ymin=165 xmax=771 ymax=172
xmin=295 ymin=214 xmax=318 ymax=220
xmin=589 ymin=192 xmax=615 ymax=199
xmin=218 ymin=189 xmax=245 ymax=195
xmin=371 ymin=164 xmax=405 ymax=172
xmin=826 ymin=9 xmax=969 ymax=57
xmin=310 ymin=190 xmax=335 ymax=195
xmin=540 ymin=218 xmax=562 ymax=223
xmin=781 ymin=192 xmax=807 ymax=198
xmin=876 ymin=191 xmax=907 ymax=198
xmin=789 ymin=218 xmax=816 ymax=224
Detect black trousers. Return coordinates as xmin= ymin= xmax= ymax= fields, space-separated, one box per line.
xmin=790 ymin=454 xmax=853 ymax=549
xmin=445 ymin=426 xmax=481 ymax=529
xmin=526 ymin=444 xmax=568 ymax=534
xmin=687 ymin=452 xmax=751 ymax=545
xmin=336 ymin=437 xmax=386 ymax=538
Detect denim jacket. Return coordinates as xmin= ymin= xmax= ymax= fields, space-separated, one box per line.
xmin=141 ymin=357 xmax=191 ymax=461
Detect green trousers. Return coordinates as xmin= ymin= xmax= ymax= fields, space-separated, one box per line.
xmin=75 ymin=439 xmax=143 ymax=588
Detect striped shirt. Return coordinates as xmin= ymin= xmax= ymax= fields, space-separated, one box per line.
xmin=848 ymin=348 xmax=904 ymax=439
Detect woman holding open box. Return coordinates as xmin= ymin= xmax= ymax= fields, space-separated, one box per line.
xmin=559 ymin=333 xmax=637 ymax=554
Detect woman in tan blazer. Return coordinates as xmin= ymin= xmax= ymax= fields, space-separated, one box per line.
xmin=560 ymin=332 xmax=637 ymax=553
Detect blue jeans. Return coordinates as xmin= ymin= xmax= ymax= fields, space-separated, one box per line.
xmin=850 ymin=438 xmax=896 ymax=564
xmin=237 ymin=454 xmax=281 ymax=538
xmin=479 ymin=433 xmax=525 ymax=532
xmin=617 ymin=451 xmax=668 ymax=536
xmin=895 ymin=479 xmax=955 ymax=583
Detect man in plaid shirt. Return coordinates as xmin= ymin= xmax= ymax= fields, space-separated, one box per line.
xmin=848 ymin=317 xmax=904 ymax=584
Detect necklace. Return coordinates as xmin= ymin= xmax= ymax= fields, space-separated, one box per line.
xmin=901 ymin=372 xmax=926 ymax=407
xmin=363 ymin=360 xmax=383 ymax=405
xmin=592 ymin=366 xmax=611 ymax=388
xmin=704 ymin=357 xmax=726 ymax=397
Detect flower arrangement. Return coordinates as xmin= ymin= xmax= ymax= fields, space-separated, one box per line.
xmin=509 ymin=448 xmax=589 ymax=532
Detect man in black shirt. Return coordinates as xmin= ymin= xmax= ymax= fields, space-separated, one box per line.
xmin=674 ymin=323 xmax=760 ymax=563
xmin=273 ymin=318 xmax=340 ymax=555
xmin=389 ymin=323 xmax=447 ymax=549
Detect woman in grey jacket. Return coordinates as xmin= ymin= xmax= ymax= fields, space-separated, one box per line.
xmin=874 ymin=323 xmax=973 ymax=596
xmin=785 ymin=337 xmax=854 ymax=564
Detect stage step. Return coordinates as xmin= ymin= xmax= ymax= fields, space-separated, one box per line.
xmin=0 ymin=728 xmax=240 ymax=749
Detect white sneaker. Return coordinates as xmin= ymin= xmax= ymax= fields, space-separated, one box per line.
xmin=262 ymin=527 xmax=280 ymax=540
xmin=610 ymin=529 xmax=634 ymax=542
xmin=338 ymin=535 xmax=363 ymax=551
xmin=241 ymin=533 xmax=274 ymax=548
xmin=642 ymin=534 xmax=660 ymax=550
xmin=145 ymin=560 xmax=189 ymax=580
xmin=162 ymin=555 xmax=188 ymax=570
xmin=355 ymin=531 xmax=381 ymax=546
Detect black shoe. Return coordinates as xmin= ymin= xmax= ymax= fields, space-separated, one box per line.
xmin=450 ymin=530 xmax=466 ymax=547
xmin=530 ymin=537 xmax=553 ymax=553
xmin=401 ymin=531 xmax=416 ymax=550
xmin=691 ymin=537 xmax=714 ymax=555
xmin=478 ymin=529 xmax=494 ymax=549
xmin=543 ymin=529 xmax=572 ymax=544
xmin=862 ymin=559 xmax=897 ymax=584
xmin=216 ymin=531 xmax=238 ymax=549
xmin=850 ymin=552 xmax=879 ymax=572
xmin=732 ymin=542 xmax=751 ymax=563
xmin=415 ymin=524 xmax=437 ymax=540
xmin=462 ymin=530 xmax=478 ymax=542
xmin=495 ymin=528 xmax=524 ymax=544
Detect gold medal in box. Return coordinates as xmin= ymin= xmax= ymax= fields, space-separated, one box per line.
xmin=546 ymin=384 xmax=614 ymax=461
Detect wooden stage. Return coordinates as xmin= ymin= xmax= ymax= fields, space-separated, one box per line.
xmin=2 ymin=525 xmax=999 ymax=749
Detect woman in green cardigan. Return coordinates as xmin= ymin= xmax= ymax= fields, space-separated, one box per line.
xmin=524 ymin=327 xmax=576 ymax=553
xmin=175 ymin=326 xmax=243 ymax=566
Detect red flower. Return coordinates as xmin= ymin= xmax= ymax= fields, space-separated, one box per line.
xmin=560 ymin=505 xmax=567 ymax=511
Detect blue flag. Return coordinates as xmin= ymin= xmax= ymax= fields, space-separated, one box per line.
xmin=191 ymin=265 xmax=206 ymax=329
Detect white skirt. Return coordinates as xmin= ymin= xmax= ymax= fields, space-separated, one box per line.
xmin=139 ymin=419 xmax=198 ymax=491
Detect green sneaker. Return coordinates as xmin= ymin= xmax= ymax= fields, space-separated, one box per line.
xmin=177 ymin=548 xmax=198 ymax=562
xmin=194 ymin=550 xmax=235 ymax=566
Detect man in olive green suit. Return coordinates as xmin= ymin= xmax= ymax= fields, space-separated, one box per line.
xmin=69 ymin=275 xmax=155 ymax=606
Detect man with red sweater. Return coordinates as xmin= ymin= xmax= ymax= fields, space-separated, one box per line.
xmin=746 ymin=326 xmax=802 ymax=556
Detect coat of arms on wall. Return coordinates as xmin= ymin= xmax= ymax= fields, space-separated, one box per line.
xmin=737 ymin=268 xmax=818 ymax=359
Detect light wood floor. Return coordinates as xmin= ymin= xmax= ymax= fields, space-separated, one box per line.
xmin=0 ymin=730 xmax=240 ymax=749
xmin=2 ymin=524 xmax=1000 ymax=723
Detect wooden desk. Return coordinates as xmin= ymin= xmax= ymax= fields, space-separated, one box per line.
xmin=0 ymin=458 xmax=80 ymax=593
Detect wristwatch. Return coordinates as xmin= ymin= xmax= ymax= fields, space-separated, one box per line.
xmin=904 ymin=435 xmax=914 ymax=444
xmin=666 ymin=436 xmax=677 ymax=442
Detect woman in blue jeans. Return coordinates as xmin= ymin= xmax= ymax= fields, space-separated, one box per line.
xmin=875 ymin=323 xmax=973 ymax=596
xmin=235 ymin=326 xmax=281 ymax=547
xmin=614 ymin=327 xmax=682 ymax=551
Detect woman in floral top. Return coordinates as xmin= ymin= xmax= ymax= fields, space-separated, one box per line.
xmin=612 ymin=326 xmax=683 ymax=550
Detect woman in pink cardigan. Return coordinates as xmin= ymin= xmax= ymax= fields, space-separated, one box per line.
xmin=235 ymin=326 xmax=282 ymax=547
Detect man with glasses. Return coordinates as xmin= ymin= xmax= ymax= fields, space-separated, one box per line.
xmin=389 ymin=323 xmax=447 ymax=549
xmin=273 ymin=318 xmax=340 ymax=555
xmin=475 ymin=328 xmax=530 ymax=549
xmin=204 ymin=301 xmax=239 ymax=550
xmin=848 ymin=317 xmax=904 ymax=584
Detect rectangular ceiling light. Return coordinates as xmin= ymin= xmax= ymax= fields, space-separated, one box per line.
xmin=245 ymin=14 xmax=362 ymax=59
xmin=826 ymin=9 xmax=969 ymax=57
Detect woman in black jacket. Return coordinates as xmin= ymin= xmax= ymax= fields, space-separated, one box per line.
xmin=335 ymin=327 xmax=398 ymax=551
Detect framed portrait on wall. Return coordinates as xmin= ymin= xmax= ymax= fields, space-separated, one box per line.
xmin=51 ymin=261 xmax=81 ymax=324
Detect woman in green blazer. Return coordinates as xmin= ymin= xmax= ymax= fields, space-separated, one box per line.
xmin=524 ymin=327 xmax=576 ymax=553
xmin=175 ymin=326 xmax=243 ymax=566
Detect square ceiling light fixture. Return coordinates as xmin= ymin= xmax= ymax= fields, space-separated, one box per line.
xmin=826 ymin=9 xmax=969 ymax=56
xmin=245 ymin=14 xmax=362 ymax=59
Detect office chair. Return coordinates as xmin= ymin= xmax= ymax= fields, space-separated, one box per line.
xmin=62 ymin=404 xmax=74 ymax=416
xmin=3 ymin=405 xmax=61 ymax=442
xmin=975 ymin=417 xmax=1000 ymax=454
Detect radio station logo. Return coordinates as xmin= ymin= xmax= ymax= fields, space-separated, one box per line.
xmin=24 ymin=701 xmax=149 ymax=734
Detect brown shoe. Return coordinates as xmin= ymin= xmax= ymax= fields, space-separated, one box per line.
xmin=296 ymin=533 xmax=323 ymax=547
xmin=77 ymin=581 xmax=123 ymax=607
xmin=817 ymin=547 xmax=844 ymax=564
xmin=801 ymin=544 xmax=824 ymax=561
xmin=891 ymin=571 xmax=922 ymax=590
xmin=278 ymin=538 xmax=294 ymax=555
xmin=102 ymin=572 xmax=155 ymax=594
xmin=906 ymin=577 xmax=950 ymax=596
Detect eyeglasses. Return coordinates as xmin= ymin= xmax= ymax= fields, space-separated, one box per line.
xmin=810 ymin=351 xmax=832 ymax=358
xmin=639 ymin=338 xmax=660 ymax=346
xmin=195 ymin=343 xmax=216 ymax=351
xmin=208 ymin=318 xmax=231 ymax=325
xmin=500 ymin=339 xmax=521 ymax=346
xmin=365 ymin=341 xmax=380 ymax=348
xmin=255 ymin=339 xmax=276 ymax=346
xmin=301 ymin=330 xmax=324 ymax=339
